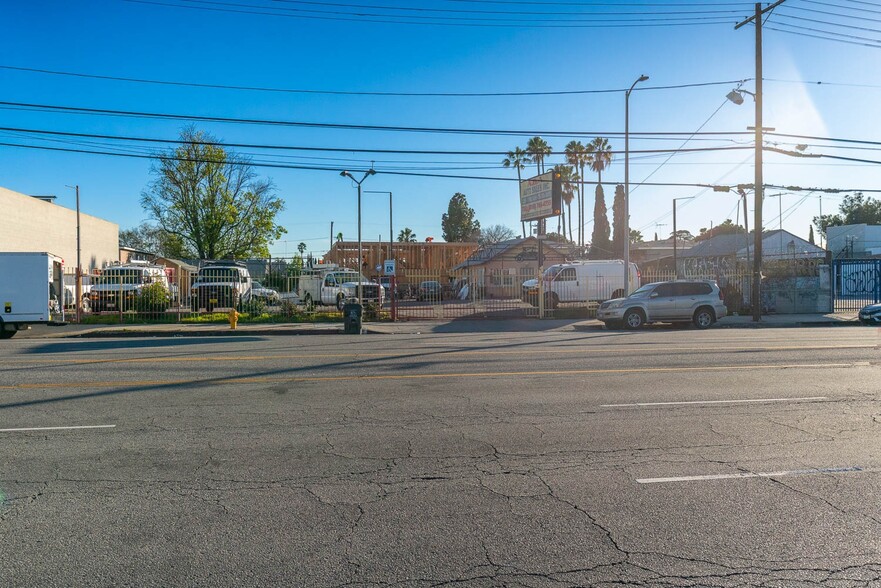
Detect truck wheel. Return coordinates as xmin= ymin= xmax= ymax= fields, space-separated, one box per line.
xmin=336 ymin=294 xmax=346 ymax=311
xmin=0 ymin=320 xmax=15 ymax=339
xmin=191 ymin=299 xmax=199 ymax=312
xmin=303 ymin=294 xmax=314 ymax=312
xmin=206 ymin=302 xmax=215 ymax=313
xmin=544 ymin=293 xmax=559 ymax=309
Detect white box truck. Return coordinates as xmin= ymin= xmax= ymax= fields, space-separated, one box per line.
xmin=0 ymin=252 xmax=65 ymax=339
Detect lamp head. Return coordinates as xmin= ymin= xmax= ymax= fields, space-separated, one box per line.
xmin=726 ymin=90 xmax=745 ymax=105
xmin=340 ymin=170 xmax=350 ymax=178
xmin=368 ymin=168 xmax=376 ymax=176
xmin=638 ymin=75 xmax=649 ymax=82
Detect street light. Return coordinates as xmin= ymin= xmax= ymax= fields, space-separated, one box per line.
xmin=340 ymin=168 xmax=376 ymax=306
xmin=365 ymin=189 xmax=395 ymax=318
xmin=672 ymin=196 xmax=695 ymax=278
xmin=624 ymin=74 xmax=649 ymax=296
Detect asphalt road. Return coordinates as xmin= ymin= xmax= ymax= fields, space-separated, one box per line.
xmin=1 ymin=327 xmax=880 ymax=587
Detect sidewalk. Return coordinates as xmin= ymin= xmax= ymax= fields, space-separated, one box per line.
xmin=11 ymin=312 xmax=863 ymax=339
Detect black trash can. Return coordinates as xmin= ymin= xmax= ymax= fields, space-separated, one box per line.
xmin=343 ymin=302 xmax=363 ymax=335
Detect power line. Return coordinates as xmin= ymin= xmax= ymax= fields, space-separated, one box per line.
xmin=0 ymin=124 xmax=754 ymax=155
xmin=0 ymin=64 xmax=749 ymax=98
xmin=0 ymin=100 xmax=755 ymax=137
xmin=122 ymin=0 xmax=739 ymax=27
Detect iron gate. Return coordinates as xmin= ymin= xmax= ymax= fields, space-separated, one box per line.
xmin=833 ymin=259 xmax=881 ymax=312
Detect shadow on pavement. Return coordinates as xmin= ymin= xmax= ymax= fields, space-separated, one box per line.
xmin=23 ymin=337 xmax=266 ymax=354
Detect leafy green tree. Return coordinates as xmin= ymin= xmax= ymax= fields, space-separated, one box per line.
xmin=671 ymin=229 xmax=695 ymax=242
xmin=526 ymin=136 xmax=552 ymax=175
xmin=119 ymin=223 xmax=187 ymax=258
xmin=502 ymin=146 xmax=532 ymax=237
xmin=589 ymin=185 xmax=611 ymax=259
xmin=478 ymin=224 xmax=517 ymax=247
xmin=813 ymin=192 xmax=881 ymax=238
xmin=565 ymin=140 xmax=589 ymax=247
xmin=695 ymin=219 xmax=746 ymax=241
xmin=808 ymin=225 xmax=815 ymax=245
xmin=141 ymin=127 xmax=286 ymax=260
xmin=630 ymin=229 xmax=644 ymax=244
xmin=397 ymin=227 xmax=417 ymax=242
xmin=441 ymin=193 xmax=481 ymax=242
xmin=611 ymin=184 xmax=627 ymax=258
xmin=336 ymin=232 xmax=343 ymax=243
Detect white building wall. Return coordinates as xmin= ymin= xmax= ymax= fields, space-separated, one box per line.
xmin=0 ymin=186 xmax=119 ymax=270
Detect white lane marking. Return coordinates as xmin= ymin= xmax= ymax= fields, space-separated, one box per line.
xmin=0 ymin=424 xmax=116 ymax=433
xmin=602 ymin=396 xmax=827 ymax=408
xmin=637 ymin=466 xmax=875 ymax=484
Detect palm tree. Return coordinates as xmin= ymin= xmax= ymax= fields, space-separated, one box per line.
xmin=502 ymin=146 xmax=532 ymax=237
xmin=586 ymin=137 xmax=613 ymax=185
xmin=297 ymin=242 xmax=307 ymax=258
xmin=397 ymin=227 xmax=417 ymax=242
xmin=526 ymin=136 xmax=552 ymax=175
xmin=553 ymin=165 xmax=577 ymax=241
xmin=565 ymin=140 xmax=588 ymax=247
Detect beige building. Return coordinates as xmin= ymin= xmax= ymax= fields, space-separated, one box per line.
xmin=0 ymin=186 xmax=119 ymax=271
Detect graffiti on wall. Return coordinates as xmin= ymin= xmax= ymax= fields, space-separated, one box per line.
xmin=840 ymin=265 xmax=880 ymax=298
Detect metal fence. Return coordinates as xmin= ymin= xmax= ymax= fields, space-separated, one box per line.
xmin=832 ymin=259 xmax=881 ymax=313
xmin=57 ymin=257 xmax=841 ymax=324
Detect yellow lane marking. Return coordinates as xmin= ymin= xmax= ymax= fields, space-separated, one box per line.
xmin=0 ymin=344 xmax=875 ymax=365
xmin=0 ymin=362 xmax=859 ymax=390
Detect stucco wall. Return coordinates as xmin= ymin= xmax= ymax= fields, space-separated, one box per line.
xmin=0 ymin=186 xmax=119 ymax=270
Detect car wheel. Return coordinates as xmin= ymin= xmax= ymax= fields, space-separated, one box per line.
xmin=0 ymin=329 xmax=16 ymax=339
xmin=336 ymin=294 xmax=346 ymax=311
xmin=693 ymin=307 xmax=715 ymax=329
xmin=623 ymin=309 xmax=645 ymax=330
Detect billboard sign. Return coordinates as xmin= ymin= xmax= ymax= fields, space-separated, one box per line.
xmin=520 ymin=171 xmax=562 ymax=222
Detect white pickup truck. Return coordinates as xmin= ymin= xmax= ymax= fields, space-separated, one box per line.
xmin=298 ymin=265 xmax=384 ymax=310
xmin=0 ymin=252 xmax=65 ymax=339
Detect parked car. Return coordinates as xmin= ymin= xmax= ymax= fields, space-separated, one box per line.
xmin=250 ymin=281 xmax=280 ymax=303
xmin=417 ymin=280 xmax=444 ymax=301
xmin=596 ymin=280 xmax=727 ymax=330
xmin=858 ymin=303 xmax=881 ymax=325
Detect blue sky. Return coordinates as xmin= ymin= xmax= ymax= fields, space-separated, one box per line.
xmin=3 ymin=0 xmax=880 ymax=257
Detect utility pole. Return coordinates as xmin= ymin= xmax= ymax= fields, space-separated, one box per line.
xmin=330 ymin=221 xmax=334 ymax=258
xmin=672 ymin=197 xmax=695 ymax=279
xmin=736 ymin=0 xmax=786 ymax=322
xmin=75 ymin=185 xmax=82 ymax=323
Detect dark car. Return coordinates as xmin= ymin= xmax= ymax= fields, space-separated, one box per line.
xmin=417 ymin=280 xmax=444 ymax=302
xmin=858 ymin=303 xmax=881 ymax=325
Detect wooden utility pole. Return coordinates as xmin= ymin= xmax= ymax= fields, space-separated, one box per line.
xmin=735 ymin=0 xmax=786 ymax=321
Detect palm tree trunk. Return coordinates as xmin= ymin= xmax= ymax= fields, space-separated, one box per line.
xmin=568 ymin=201 xmax=573 ymax=244
xmin=517 ymin=167 xmax=526 ymax=238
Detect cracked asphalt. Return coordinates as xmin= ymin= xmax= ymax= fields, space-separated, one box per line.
xmin=1 ymin=326 xmax=880 ymax=587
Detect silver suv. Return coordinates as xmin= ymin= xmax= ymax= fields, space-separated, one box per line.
xmin=597 ymin=280 xmax=727 ymax=330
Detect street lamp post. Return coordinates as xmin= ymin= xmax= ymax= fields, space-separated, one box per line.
xmin=340 ymin=169 xmax=376 ymax=305
xmin=672 ymin=196 xmax=695 ymax=279
xmin=624 ymin=74 xmax=649 ymax=296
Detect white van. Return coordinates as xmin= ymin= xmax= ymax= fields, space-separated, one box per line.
xmin=0 ymin=252 xmax=65 ymax=339
xmin=522 ymin=260 xmax=640 ymax=308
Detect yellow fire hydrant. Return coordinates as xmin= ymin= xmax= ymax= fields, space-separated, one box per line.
xmin=228 ymin=307 xmax=240 ymax=330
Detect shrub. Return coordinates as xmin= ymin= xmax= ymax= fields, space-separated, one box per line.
xmin=135 ymin=283 xmax=171 ymax=313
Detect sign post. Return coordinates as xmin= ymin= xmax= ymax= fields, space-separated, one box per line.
xmin=520 ymin=171 xmax=561 ymax=319
xmin=384 ymin=259 xmax=396 ymax=321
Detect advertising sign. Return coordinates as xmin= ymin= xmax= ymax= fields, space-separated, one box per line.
xmin=520 ymin=171 xmax=562 ymax=222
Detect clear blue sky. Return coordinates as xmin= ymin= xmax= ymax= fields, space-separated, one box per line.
xmin=3 ymin=0 xmax=880 ymax=257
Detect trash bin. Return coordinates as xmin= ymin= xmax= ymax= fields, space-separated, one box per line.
xmin=343 ymin=302 xmax=363 ymax=334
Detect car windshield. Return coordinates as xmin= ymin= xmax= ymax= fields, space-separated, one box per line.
xmin=337 ymin=272 xmax=368 ymax=283
xmin=96 ymin=269 xmax=144 ymax=285
xmin=628 ymin=284 xmax=656 ymax=297
xmin=196 ymin=268 xmax=240 ymax=282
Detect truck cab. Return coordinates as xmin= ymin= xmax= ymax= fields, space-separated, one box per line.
xmin=89 ymin=262 xmax=171 ymax=312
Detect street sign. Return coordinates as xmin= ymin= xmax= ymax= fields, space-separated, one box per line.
xmin=383 ymin=259 xmax=396 ymax=276
xmin=520 ymin=171 xmax=562 ymax=222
